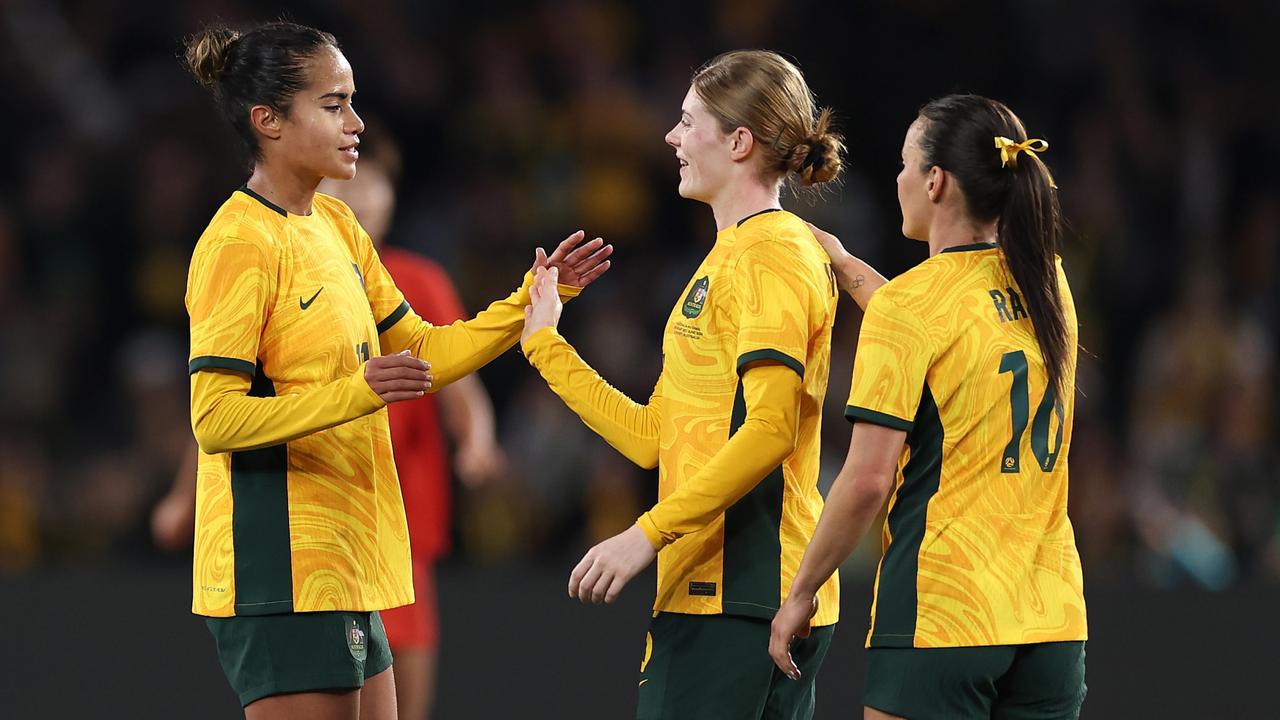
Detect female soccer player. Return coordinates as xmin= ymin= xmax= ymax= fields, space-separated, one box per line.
xmin=770 ymin=94 xmax=1088 ymax=719
xmin=183 ymin=22 xmax=610 ymax=720
xmin=522 ymin=50 xmax=844 ymax=719
xmin=321 ymin=152 xmax=507 ymax=720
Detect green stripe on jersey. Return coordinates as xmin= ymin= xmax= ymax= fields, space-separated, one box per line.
xmin=870 ymin=383 xmax=943 ymax=647
xmin=721 ymin=381 xmax=785 ymax=619
xmin=230 ymin=360 xmax=293 ymax=615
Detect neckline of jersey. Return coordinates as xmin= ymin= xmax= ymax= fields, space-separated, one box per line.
xmin=735 ymin=207 xmax=783 ymax=228
xmin=237 ymin=185 xmax=318 ymax=219
xmin=941 ymin=242 xmax=998 ymax=254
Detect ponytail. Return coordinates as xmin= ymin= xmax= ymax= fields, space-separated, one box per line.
xmin=998 ymin=146 xmax=1068 ymax=399
xmin=917 ymin=94 xmax=1070 ymax=398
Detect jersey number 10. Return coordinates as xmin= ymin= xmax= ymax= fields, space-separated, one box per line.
xmin=998 ymin=350 xmax=1065 ymax=474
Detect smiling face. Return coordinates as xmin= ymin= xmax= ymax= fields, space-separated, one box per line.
xmin=272 ymin=46 xmax=365 ymax=182
xmin=663 ymin=85 xmax=735 ymax=204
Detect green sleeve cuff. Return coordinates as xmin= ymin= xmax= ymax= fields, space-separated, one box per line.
xmin=376 ymin=300 xmax=412 ymax=335
xmin=189 ymin=356 xmax=256 ymax=376
xmin=844 ymin=404 xmax=912 ymax=431
xmin=736 ymin=349 xmax=805 ymax=378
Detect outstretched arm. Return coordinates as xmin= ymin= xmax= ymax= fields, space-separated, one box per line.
xmin=374 ymin=231 xmax=613 ymax=389
xmin=520 ymin=267 xmax=662 ymax=469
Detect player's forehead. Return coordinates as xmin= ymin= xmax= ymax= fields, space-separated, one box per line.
xmin=303 ymin=46 xmax=355 ymax=99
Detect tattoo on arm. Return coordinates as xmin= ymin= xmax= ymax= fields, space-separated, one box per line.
xmin=852 ymin=274 xmax=866 ymax=290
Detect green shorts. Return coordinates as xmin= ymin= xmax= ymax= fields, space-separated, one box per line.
xmin=205 ymin=610 xmax=394 ymax=707
xmin=637 ymin=612 xmax=835 ymax=720
xmin=865 ymin=641 xmax=1087 ymax=720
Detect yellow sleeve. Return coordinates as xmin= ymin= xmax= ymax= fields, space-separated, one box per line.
xmin=346 ymin=218 xmax=581 ymax=390
xmin=635 ymin=363 xmax=800 ymax=549
xmin=522 ymin=327 xmax=662 ymax=469
xmin=190 ymin=366 xmax=384 ymax=454
xmin=732 ymin=239 xmax=816 ymax=376
xmin=844 ymin=290 xmax=933 ymax=430
xmin=186 ymin=232 xmax=274 ymax=373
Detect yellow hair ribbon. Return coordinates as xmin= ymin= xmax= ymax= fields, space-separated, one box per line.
xmin=994 ymin=136 xmax=1057 ymax=189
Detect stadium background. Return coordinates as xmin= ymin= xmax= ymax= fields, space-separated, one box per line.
xmin=0 ymin=0 xmax=1275 ymax=717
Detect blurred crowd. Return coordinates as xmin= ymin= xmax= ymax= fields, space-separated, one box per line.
xmin=0 ymin=0 xmax=1276 ymax=589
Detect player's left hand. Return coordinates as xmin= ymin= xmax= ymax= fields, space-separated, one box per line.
xmin=533 ymin=230 xmax=613 ymax=289
xmin=769 ymin=592 xmax=818 ymax=680
xmin=568 ymin=524 xmax=657 ymax=604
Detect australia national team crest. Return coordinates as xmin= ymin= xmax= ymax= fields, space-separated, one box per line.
xmin=682 ymin=277 xmax=710 ymax=318
xmin=347 ymin=618 xmax=368 ymax=661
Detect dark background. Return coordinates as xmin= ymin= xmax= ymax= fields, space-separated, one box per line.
xmin=1 ymin=0 xmax=1276 ymax=717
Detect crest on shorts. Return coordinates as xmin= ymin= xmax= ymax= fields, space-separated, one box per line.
xmin=348 ymin=619 xmax=368 ymax=661
xmin=682 ymin=277 xmax=710 ymax=318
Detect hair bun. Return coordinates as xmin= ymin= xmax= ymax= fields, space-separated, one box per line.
xmin=185 ymin=27 xmax=241 ymax=88
xmin=785 ymin=108 xmax=844 ymax=186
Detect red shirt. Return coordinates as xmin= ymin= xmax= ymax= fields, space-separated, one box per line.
xmin=380 ymin=247 xmax=467 ymax=560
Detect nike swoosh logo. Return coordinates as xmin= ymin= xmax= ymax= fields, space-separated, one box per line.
xmin=300 ymin=287 xmax=324 ymax=310
xmin=638 ymin=680 xmax=648 ymax=687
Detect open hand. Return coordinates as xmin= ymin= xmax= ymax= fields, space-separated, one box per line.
xmin=806 ymin=223 xmax=854 ymax=283
xmin=533 ymin=230 xmax=613 ymax=289
xmin=769 ymin=592 xmax=818 ymax=680
xmin=567 ymin=525 xmax=657 ymax=605
xmin=806 ymin=222 xmax=886 ymax=307
xmin=521 ymin=266 xmax=563 ymax=347
xmin=364 ymin=350 xmax=432 ymax=403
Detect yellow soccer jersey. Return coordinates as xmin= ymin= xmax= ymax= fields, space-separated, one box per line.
xmin=187 ymin=187 xmax=545 ymax=617
xmin=846 ymin=243 xmax=1087 ymax=648
xmin=652 ymin=209 xmax=840 ymax=624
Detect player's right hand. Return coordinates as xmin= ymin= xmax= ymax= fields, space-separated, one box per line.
xmin=806 ymin=222 xmax=857 ymax=285
xmin=364 ymin=350 xmax=432 ymax=404
xmin=769 ymin=592 xmax=818 ymax=681
xmin=521 ymin=265 xmax=563 ymax=347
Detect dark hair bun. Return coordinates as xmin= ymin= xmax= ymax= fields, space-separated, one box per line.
xmin=185 ymin=27 xmax=241 ymax=88
xmin=786 ymin=108 xmax=844 ymax=186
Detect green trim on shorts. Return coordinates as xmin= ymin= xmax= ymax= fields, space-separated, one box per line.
xmin=206 ymin=610 xmax=394 ymax=707
xmin=865 ymin=641 xmax=1087 ymax=720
